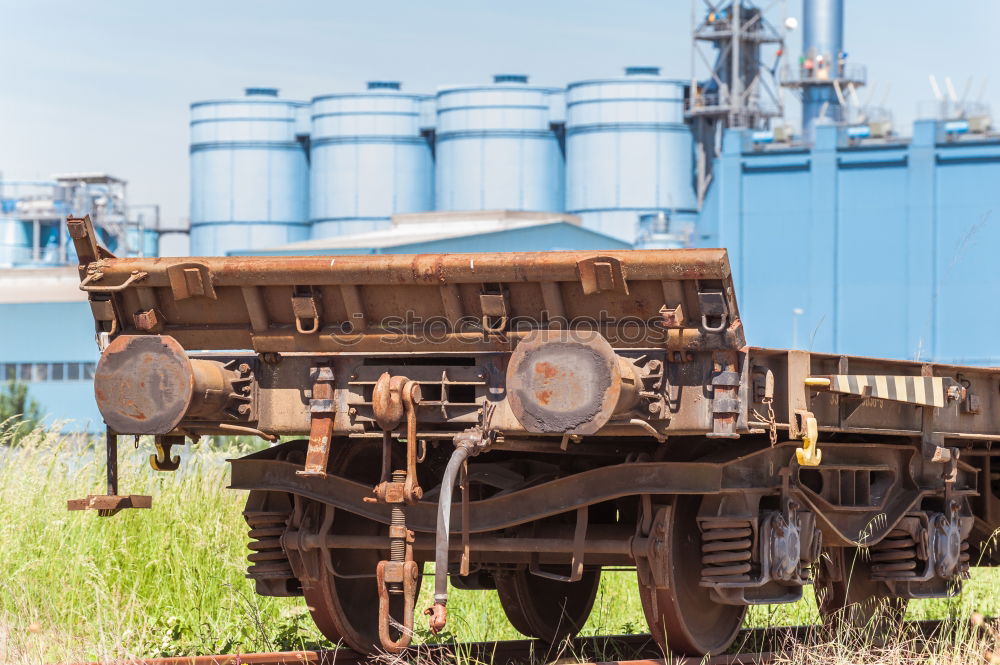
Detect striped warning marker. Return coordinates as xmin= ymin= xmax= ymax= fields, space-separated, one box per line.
xmin=811 ymin=375 xmax=961 ymax=408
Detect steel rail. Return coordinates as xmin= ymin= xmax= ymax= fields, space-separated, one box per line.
xmin=59 ymin=619 xmax=969 ymax=665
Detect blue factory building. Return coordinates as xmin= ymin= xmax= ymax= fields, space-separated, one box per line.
xmin=6 ymin=0 xmax=1000 ymax=429
xmin=0 ymin=269 xmax=103 ymax=428
xmin=229 ymin=210 xmax=629 ymax=256
xmin=700 ymin=119 xmax=1000 ymax=365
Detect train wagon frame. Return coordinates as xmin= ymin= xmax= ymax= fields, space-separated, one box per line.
xmin=65 ymin=215 xmax=999 ymax=656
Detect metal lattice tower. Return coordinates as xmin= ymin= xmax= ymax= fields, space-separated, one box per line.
xmin=686 ymin=0 xmax=786 ymax=206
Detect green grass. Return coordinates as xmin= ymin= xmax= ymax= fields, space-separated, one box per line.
xmin=1 ymin=425 xmax=998 ymax=663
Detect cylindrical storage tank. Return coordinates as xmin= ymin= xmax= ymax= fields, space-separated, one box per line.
xmin=123 ymin=226 xmax=160 ymax=257
xmin=0 ymin=218 xmax=31 ymax=266
xmin=143 ymin=229 xmax=160 ymax=257
xmin=634 ymin=211 xmax=696 ymax=249
xmin=803 ymin=0 xmax=844 ymax=65
xmin=565 ymin=67 xmax=696 ymax=243
xmin=189 ymin=88 xmax=309 ymax=256
xmin=310 ymin=81 xmax=434 ymax=238
xmin=435 ymin=74 xmax=563 ymax=212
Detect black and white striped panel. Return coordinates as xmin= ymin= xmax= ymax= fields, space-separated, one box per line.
xmin=827 ymin=375 xmax=956 ymax=408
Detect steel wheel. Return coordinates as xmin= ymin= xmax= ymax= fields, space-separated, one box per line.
xmin=494 ymin=567 xmax=601 ymax=642
xmin=637 ymin=495 xmax=746 ymax=656
xmin=814 ymin=547 xmax=907 ymax=637
xmin=298 ymin=441 xmax=421 ymax=653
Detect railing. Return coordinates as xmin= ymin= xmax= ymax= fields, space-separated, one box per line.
xmin=917 ymin=99 xmax=992 ymax=122
xmin=779 ymin=63 xmax=867 ymax=87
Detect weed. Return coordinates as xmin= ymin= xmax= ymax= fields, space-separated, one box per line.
xmin=0 ymin=422 xmax=997 ymax=662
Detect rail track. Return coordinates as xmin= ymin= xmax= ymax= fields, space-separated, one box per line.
xmin=69 ymin=619 xmax=977 ymax=665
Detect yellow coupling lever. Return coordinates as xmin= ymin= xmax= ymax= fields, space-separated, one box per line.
xmin=795 ymin=412 xmax=822 ymax=467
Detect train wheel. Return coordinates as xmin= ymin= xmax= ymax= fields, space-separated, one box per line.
xmin=637 ymin=495 xmax=746 ymax=656
xmin=299 ymin=442 xmax=421 ymax=653
xmin=814 ymin=547 xmax=907 ymax=637
xmin=494 ymin=567 xmax=601 ymax=642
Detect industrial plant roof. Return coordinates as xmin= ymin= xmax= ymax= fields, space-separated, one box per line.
xmin=228 ymin=210 xmax=631 ymax=256
xmin=0 ymin=267 xmax=87 ymax=304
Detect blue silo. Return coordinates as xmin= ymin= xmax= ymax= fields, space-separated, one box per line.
xmin=565 ymin=67 xmax=697 ymax=243
xmin=123 ymin=226 xmax=159 ymax=257
xmin=0 ymin=218 xmax=31 ymax=265
xmin=189 ymin=88 xmax=309 ymax=256
xmin=310 ymin=81 xmax=434 ymax=238
xmin=435 ymin=74 xmax=564 ymax=212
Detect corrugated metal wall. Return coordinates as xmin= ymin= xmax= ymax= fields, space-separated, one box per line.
xmin=699 ymin=121 xmax=1000 ymax=365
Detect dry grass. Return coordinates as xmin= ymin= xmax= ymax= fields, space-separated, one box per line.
xmin=1 ymin=424 xmax=998 ymax=664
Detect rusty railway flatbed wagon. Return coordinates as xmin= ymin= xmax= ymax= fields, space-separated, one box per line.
xmin=65 ymin=216 xmax=1000 ymax=656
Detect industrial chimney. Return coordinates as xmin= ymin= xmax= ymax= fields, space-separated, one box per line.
xmin=783 ymin=0 xmax=866 ymax=140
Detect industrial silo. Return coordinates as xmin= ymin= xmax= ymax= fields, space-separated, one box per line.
xmin=0 ymin=218 xmax=31 ymax=265
xmin=189 ymin=88 xmax=309 ymax=256
xmin=435 ymin=74 xmax=564 ymax=212
xmin=566 ymin=67 xmax=696 ymax=243
xmin=310 ymin=81 xmax=434 ymax=238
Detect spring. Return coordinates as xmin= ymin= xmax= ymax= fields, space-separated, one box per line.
xmin=700 ymin=519 xmax=753 ymax=584
xmin=244 ymin=510 xmax=292 ymax=579
xmin=870 ymin=528 xmax=918 ymax=577
xmin=389 ymin=470 xmax=407 ymax=594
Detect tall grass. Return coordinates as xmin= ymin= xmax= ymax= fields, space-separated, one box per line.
xmin=1 ymin=425 xmax=998 ymax=663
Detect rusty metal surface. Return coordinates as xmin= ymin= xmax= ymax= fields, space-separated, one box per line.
xmin=66 ymin=495 xmax=151 ymax=512
xmin=233 ymin=440 xmax=977 ymax=549
xmin=94 ymin=335 xmax=194 ymax=434
xmin=506 ymin=330 xmax=624 ymax=435
xmin=65 ymin=215 xmax=1000 ymax=657
xmin=68 ymin=214 xmax=744 ymax=355
xmin=59 ymin=631 xmax=775 ymax=665
xmin=748 ymin=347 xmax=1000 ymax=440
xmin=54 ymin=618 xmax=973 ymax=665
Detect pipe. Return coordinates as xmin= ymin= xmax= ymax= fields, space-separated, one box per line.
xmin=801 ymin=0 xmax=846 ymax=139
xmin=427 ymin=443 xmax=472 ymax=633
xmin=802 ymin=0 xmax=844 ymax=62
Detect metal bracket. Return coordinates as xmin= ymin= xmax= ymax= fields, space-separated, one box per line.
xmin=707 ymin=351 xmax=741 ymax=439
xmin=659 ymin=303 xmax=686 ymax=329
xmin=529 ymin=505 xmax=588 ymax=582
xmin=166 ymin=263 xmax=216 ymax=300
xmin=479 ymin=293 xmax=508 ymax=333
xmin=297 ymin=366 xmax=336 ymax=477
xmin=577 ymin=256 xmax=629 ymax=295
xmin=698 ymin=290 xmax=728 ymax=333
xmin=68 ymin=429 xmax=151 ymax=516
xmin=133 ymin=308 xmax=165 ymax=333
xmin=292 ymin=293 xmax=322 ymax=334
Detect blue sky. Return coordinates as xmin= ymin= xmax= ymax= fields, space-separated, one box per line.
xmin=2 ymin=0 xmax=998 ymax=232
